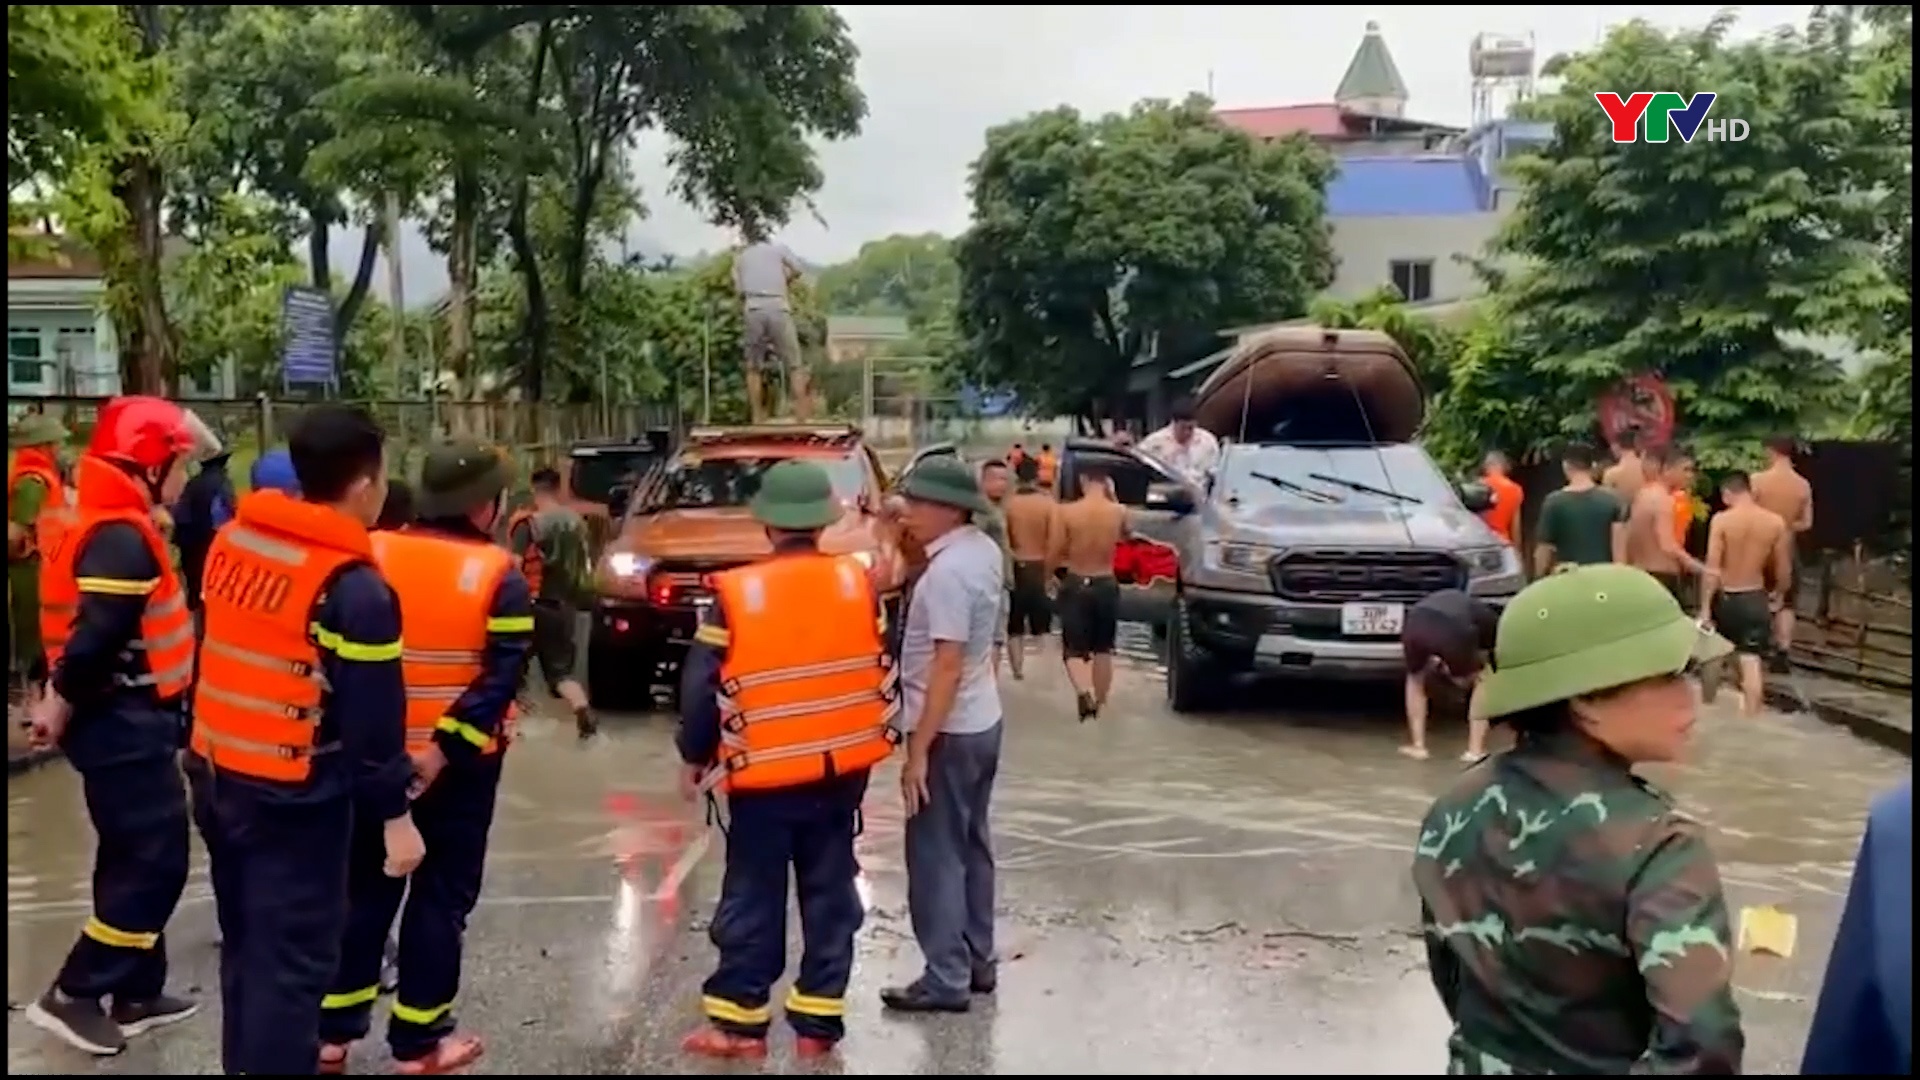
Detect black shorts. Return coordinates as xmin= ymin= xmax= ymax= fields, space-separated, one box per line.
xmin=532 ymin=600 xmax=578 ymax=686
xmin=1007 ymin=560 xmax=1053 ymax=637
xmin=1713 ymin=590 xmax=1773 ymax=656
xmin=1057 ymin=573 xmax=1119 ymax=658
xmin=1401 ymin=607 xmax=1483 ymax=680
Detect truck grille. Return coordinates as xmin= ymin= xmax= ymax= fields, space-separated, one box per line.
xmin=648 ymin=561 xmax=741 ymax=606
xmin=1270 ymin=549 xmax=1465 ymax=604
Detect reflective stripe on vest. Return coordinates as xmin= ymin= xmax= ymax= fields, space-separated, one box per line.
xmin=191 ymin=496 xmax=371 ymax=783
xmin=40 ymin=507 xmax=195 ymax=697
xmin=373 ymin=530 xmax=517 ymax=755
xmin=705 ymin=554 xmax=898 ymax=794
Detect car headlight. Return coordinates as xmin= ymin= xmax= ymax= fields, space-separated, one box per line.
xmin=1461 ymin=546 xmax=1520 ymax=578
xmin=1204 ymin=541 xmax=1281 ymax=575
xmin=606 ymin=552 xmax=653 ymax=578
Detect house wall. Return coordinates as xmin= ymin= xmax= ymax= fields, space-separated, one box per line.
xmin=7 ymin=280 xmax=119 ymax=397
xmin=8 ymin=276 xmax=238 ymax=399
xmin=1326 ymin=209 xmax=1509 ymax=303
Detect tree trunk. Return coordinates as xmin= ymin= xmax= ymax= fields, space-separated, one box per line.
xmin=336 ymin=218 xmax=384 ymax=332
xmin=509 ymin=20 xmax=555 ymax=402
xmin=307 ymin=218 xmax=332 ymax=290
xmin=113 ymin=4 xmax=176 ymax=396
xmin=445 ymin=163 xmax=480 ymax=409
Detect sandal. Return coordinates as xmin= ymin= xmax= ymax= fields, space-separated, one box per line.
xmin=391 ymin=1032 xmax=484 ymax=1075
xmin=318 ymin=1043 xmax=350 ymax=1075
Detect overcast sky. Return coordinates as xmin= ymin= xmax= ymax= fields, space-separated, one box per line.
xmin=347 ymin=4 xmax=1813 ymax=304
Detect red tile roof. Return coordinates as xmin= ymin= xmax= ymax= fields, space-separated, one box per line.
xmin=1214 ymin=103 xmax=1349 ymax=140
xmin=7 ymin=233 xmax=103 ymax=280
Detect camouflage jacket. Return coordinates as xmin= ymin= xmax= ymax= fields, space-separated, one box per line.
xmin=1411 ymin=730 xmax=1744 ymax=1075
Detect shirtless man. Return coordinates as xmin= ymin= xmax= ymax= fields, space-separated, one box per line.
xmin=1624 ymin=445 xmax=1711 ymax=603
xmin=1750 ymin=435 xmax=1813 ymax=661
xmin=1048 ymin=463 xmax=1126 ymax=720
xmin=1601 ymin=427 xmax=1645 ymax=505
xmin=1001 ymin=457 xmax=1057 ymax=680
xmin=1701 ymin=471 xmax=1794 ymax=715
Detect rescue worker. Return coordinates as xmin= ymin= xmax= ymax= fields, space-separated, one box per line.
xmin=1049 ymin=463 xmax=1126 ymax=719
xmin=1412 ymin=564 xmax=1745 ymax=1074
xmin=377 ymin=479 xmax=416 ymax=531
xmin=1035 ymin=443 xmax=1058 ymax=489
xmin=506 ymin=467 xmax=596 ymax=737
xmin=1698 ymin=471 xmax=1792 ymax=716
xmin=22 ymin=396 xmax=215 ymax=1056
xmin=171 ymin=442 xmax=237 ymax=620
xmin=320 ymin=442 xmax=533 ymax=1075
xmin=1530 ymin=444 xmax=1624 ymax=576
xmin=1001 ymin=456 xmax=1057 ymax=680
xmin=1750 ymin=435 xmax=1813 ymax=665
xmin=187 ymin=404 xmax=421 ymax=1075
xmin=1477 ymin=450 xmax=1523 ymax=548
xmin=1624 ymin=445 xmax=1710 ymax=604
xmin=1600 ymin=427 xmax=1645 ymax=503
xmin=9 ymin=412 xmax=70 ymax=700
xmin=676 ymin=460 xmax=899 ymax=1060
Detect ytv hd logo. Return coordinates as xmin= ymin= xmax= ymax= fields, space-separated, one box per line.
xmin=1594 ymin=92 xmax=1750 ymax=144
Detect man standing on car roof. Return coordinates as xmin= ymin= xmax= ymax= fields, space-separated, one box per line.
xmin=507 ymin=467 xmax=597 ymax=738
xmin=676 ymin=460 xmax=898 ymax=1060
xmin=732 ymin=224 xmax=812 ymax=423
xmin=187 ymin=405 xmax=422 ymax=1075
xmin=23 ymin=397 xmax=215 ymax=1057
xmin=319 ymin=443 xmax=533 ymax=1075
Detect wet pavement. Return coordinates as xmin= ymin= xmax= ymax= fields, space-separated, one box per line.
xmin=7 ymin=659 xmax=1908 ymax=1075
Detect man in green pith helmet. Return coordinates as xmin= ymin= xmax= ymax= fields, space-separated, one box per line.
xmin=1411 ymin=563 xmax=1745 ymax=1074
xmin=9 ymin=412 xmax=70 ymax=700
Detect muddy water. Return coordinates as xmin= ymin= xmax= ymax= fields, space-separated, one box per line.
xmin=7 ymin=661 xmax=1904 ymax=1074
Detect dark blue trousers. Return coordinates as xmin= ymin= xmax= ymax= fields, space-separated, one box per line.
xmin=188 ymin=757 xmax=352 ymax=1076
xmin=702 ymin=773 xmax=867 ymax=1042
xmin=57 ymin=756 xmax=191 ymax=1004
xmin=319 ymin=755 xmax=502 ymax=1061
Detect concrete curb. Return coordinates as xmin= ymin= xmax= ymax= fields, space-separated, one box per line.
xmin=1765 ymin=682 xmax=1912 ymax=758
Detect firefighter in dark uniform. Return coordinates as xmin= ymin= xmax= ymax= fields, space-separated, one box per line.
xmin=677 ymin=460 xmax=900 ymax=1060
xmin=187 ymin=405 xmax=420 ymax=1076
xmin=320 ymin=442 xmax=533 ymax=1075
xmin=22 ymin=397 xmax=216 ymax=1057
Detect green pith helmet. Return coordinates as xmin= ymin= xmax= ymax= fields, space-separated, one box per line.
xmin=898 ymin=455 xmax=989 ymax=514
xmin=1479 ymin=563 xmax=1732 ymax=719
xmin=750 ymin=460 xmax=842 ymax=531
xmin=8 ymin=413 xmax=67 ymax=450
xmin=416 ymin=441 xmax=508 ymax=520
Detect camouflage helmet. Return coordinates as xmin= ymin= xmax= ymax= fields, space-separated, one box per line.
xmin=1478 ymin=564 xmax=1731 ymax=719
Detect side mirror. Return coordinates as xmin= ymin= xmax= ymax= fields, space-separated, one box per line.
xmin=1457 ymin=481 xmax=1494 ymax=514
xmin=1144 ymin=482 xmax=1196 ymax=515
xmin=608 ymin=483 xmax=632 ymax=519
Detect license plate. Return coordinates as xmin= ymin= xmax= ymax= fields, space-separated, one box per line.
xmin=1340 ymin=602 xmax=1405 ymax=637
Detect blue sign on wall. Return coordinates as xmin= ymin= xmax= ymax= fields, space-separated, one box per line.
xmin=961 ymin=383 xmax=1020 ymax=418
xmin=281 ymin=286 xmax=337 ymax=387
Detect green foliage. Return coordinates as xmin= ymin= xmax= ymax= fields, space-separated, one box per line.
xmin=953 ymin=96 xmax=1334 ymax=418
xmin=816 ymin=233 xmax=958 ymax=322
xmin=164 ymin=194 xmax=306 ymax=387
xmin=1475 ymin=11 xmax=1904 ymax=473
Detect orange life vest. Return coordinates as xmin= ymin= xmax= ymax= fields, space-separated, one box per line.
xmin=707 ymin=553 xmax=899 ymax=793
xmin=39 ymin=455 xmax=193 ymax=697
xmin=372 ymin=529 xmax=518 ymax=756
xmin=8 ymin=450 xmax=69 ymax=561
xmin=1036 ymin=452 xmax=1057 ymax=487
xmin=1481 ymin=472 xmax=1524 ymax=545
xmin=1671 ymin=489 xmax=1695 ymax=548
xmin=191 ymin=490 xmax=376 ymax=783
xmin=506 ymin=507 xmax=543 ymax=594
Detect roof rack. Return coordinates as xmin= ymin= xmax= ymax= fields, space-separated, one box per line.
xmin=686 ymin=423 xmax=863 ymax=445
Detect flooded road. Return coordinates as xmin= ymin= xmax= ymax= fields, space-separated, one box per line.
xmin=7 ymin=659 xmax=1906 ymax=1074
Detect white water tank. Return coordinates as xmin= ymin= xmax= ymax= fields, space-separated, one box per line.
xmin=1470 ymin=32 xmax=1535 ymax=80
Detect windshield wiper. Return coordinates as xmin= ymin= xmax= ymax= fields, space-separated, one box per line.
xmin=1307 ymin=472 xmax=1421 ymax=504
xmin=1248 ymin=471 xmax=1342 ymax=503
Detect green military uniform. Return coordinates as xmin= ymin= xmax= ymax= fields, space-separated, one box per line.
xmin=1411 ymin=564 xmax=1744 ymax=1074
xmin=9 ymin=414 xmax=68 ymax=683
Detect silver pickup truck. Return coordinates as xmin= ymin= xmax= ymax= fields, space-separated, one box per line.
xmin=1165 ymin=439 xmax=1524 ymax=712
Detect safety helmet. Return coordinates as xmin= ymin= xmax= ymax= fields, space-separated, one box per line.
xmin=87 ymin=396 xmax=222 ymax=473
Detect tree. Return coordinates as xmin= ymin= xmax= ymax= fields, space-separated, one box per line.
xmin=1473 ymin=12 xmax=1903 ymax=470
xmin=953 ymin=96 xmax=1334 ymax=423
xmin=816 ymin=233 xmax=957 ymax=322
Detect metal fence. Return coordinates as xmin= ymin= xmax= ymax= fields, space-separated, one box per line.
xmin=13 ymin=395 xmax=679 ymax=482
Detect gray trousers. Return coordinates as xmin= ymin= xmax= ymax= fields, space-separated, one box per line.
xmin=904 ymin=723 xmax=1002 ymax=997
